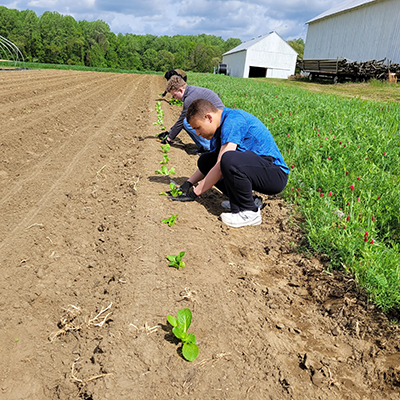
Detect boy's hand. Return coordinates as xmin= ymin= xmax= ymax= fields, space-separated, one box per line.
xmin=171 ymin=188 xmax=197 ymax=202
xmin=161 ymin=137 xmax=171 ymax=145
xmin=157 ymin=131 xmax=169 ymax=141
xmin=178 ymin=181 xmax=193 ymax=195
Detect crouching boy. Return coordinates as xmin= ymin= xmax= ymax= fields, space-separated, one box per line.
xmin=172 ymin=99 xmax=289 ymax=228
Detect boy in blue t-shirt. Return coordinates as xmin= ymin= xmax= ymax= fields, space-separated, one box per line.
xmin=172 ymin=98 xmax=288 ymax=228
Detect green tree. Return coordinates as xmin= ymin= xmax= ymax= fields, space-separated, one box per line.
xmin=191 ymin=43 xmax=220 ymax=73
xmin=79 ymin=19 xmax=110 ymax=67
xmin=142 ymin=48 xmax=157 ymax=71
xmin=288 ymin=38 xmax=304 ymax=58
xmin=223 ymin=38 xmax=241 ymax=53
xmin=155 ymin=50 xmax=175 ymax=72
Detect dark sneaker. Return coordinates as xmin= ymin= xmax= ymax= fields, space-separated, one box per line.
xmin=221 ymin=195 xmax=263 ymax=210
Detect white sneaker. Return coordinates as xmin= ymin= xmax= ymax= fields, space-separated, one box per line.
xmin=221 ymin=196 xmax=263 ymax=211
xmin=220 ymin=210 xmax=262 ymax=227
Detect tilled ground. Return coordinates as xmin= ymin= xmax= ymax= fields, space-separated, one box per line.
xmin=1 ymin=69 xmax=399 ymax=400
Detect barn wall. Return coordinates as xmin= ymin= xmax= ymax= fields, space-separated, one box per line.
xmin=244 ymin=33 xmax=297 ymax=79
xmin=223 ymin=32 xmax=297 ymax=79
xmin=304 ymin=0 xmax=400 ymax=63
xmin=222 ymin=51 xmax=247 ymax=78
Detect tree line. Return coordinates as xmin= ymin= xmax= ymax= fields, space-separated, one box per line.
xmin=0 ymin=6 xmax=304 ymax=73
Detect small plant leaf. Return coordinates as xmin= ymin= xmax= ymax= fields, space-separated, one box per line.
xmin=161 ymin=144 xmax=170 ymax=153
xmin=166 ymin=254 xmax=176 ymax=262
xmin=186 ymin=333 xmax=197 ymax=344
xmin=167 ymin=315 xmax=177 ymax=327
xmin=177 ymin=308 xmax=192 ymax=332
xmin=162 ymin=214 xmax=178 ymax=227
xmin=172 ymin=325 xmax=185 ymax=340
xmin=182 ymin=343 xmax=199 ymax=362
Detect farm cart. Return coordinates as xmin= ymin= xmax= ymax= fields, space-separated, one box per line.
xmin=297 ymin=58 xmax=400 ymax=83
xmin=297 ymin=58 xmax=351 ymax=83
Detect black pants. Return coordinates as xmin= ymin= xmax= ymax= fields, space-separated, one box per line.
xmin=198 ymin=150 xmax=288 ymax=213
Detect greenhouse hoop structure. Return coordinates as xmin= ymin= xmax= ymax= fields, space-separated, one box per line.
xmin=0 ymin=35 xmax=26 ymax=70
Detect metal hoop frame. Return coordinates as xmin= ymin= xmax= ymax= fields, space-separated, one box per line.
xmin=0 ymin=35 xmax=26 ymax=70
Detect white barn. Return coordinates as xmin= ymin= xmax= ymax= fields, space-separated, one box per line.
xmin=304 ymin=0 xmax=400 ymax=63
xmin=222 ymin=31 xmax=298 ymax=79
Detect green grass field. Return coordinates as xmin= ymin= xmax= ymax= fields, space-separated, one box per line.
xmin=190 ymin=72 xmax=400 ymax=313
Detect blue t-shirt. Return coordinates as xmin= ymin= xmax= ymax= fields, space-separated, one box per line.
xmin=210 ymin=108 xmax=289 ymax=174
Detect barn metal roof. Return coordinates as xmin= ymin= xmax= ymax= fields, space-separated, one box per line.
xmin=223 ymin=31 xmax=275 ymax=55
xmin=306 ymin=0 xmax=378 ymax=24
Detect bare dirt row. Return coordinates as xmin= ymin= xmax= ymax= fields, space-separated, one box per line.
xmin=0 ymin=70 xmax=399 ymax=400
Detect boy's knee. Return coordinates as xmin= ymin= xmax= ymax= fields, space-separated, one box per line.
xmin=220 ymin=151 xmax=237 ymax=172
xmin=197 ymin=151 xmax=218 ymax=174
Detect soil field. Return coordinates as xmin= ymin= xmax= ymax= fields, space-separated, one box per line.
xmin=1 ymin=70 xmax=400 ymax=400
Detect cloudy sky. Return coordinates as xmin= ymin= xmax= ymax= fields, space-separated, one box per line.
xmin=2 ymin=0 xmax=347 ymax=41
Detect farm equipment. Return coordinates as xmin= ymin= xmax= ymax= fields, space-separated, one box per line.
xmin=297 ymin=58 xmax=400 ymax=83
xmin=214 ymin=63 xmax=228 ymax=75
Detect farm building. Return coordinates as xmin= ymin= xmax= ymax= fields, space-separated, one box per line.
xmin=303 ymin=0 xmax=400 ymax=64
xmin=221 ymin=31 xmax=298 ymax=79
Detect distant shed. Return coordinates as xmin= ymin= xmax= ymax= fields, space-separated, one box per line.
xmin=222 ymin=31 xmax=298 ymax=79
xmin=304 ymin=0 xmax=400 ymax=63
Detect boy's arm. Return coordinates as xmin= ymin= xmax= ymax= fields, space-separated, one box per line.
xmin=193 ymin=142 xmax=237 ymax=195
xmin=167 ymin=108 xmax=186 ymax=140
xmin=187 ymin=168 xmax=204 ymax=185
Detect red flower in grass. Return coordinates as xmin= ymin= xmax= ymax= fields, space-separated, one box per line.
xmin=364 ymin=232 xmax=369 ymax=242
xmin=350 ymin=185 xmax=355 ymax=191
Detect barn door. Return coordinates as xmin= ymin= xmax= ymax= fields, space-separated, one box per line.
xmin=249 ymin=66 xmax=267 ymax=78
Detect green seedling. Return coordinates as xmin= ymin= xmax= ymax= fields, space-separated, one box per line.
xmin=161 ymin=143 xmax=170 ymax=153
xmin=166 ymin=251 xmax=185 ymax=269
xmin=159 ymin=182 xmax=182 ymax=197
xmin=162 ymin=214 xmax=178 ymax=227
xmin=160 ymin=154 xmax=170 ymax=164
xmin=154 ymin=101 xmax=166 ymax=130
xmin=169 ymin=182 xmax=182 ymax=196
xmin=169 ymin=98 xmax=183 ymax=106
xmin=155 ymin=165 xmax=175 ymax=176
xmin=167 ymin=308 xmax=199 ymax=362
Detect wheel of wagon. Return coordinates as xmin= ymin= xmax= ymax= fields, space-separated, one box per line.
xmin=333 ymin=75 xmax=339 ymax=84
xmin=308 ymin=73 xmax=313 ymax=81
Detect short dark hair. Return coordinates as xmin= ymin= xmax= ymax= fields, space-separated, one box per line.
xmin=166 ymin=75 xmax=187 ymax=92
xmin=164 ymin=69 xmax=187 ymax=81
xmin=161 ymin=69 xmax=187 ymax=97
xmin=187 ymin=99 xmax=219 ymax=124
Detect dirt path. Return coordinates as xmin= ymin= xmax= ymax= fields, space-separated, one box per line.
xmin=1 ymin=70 xmax=399 ymax=400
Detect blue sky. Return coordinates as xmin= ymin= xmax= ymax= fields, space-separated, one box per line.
xmin=2 ymin=0 xmax=346 ymax=41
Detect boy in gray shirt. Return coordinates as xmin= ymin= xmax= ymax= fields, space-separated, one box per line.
xmin=159 ymin=76 xmax=224 ymax=153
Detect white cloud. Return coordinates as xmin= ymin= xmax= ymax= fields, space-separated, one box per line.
xmin=7 ymin=0 xmax=346 ymax=40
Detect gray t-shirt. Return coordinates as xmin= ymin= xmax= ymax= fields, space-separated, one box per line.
xmin=168 ymin=85 xmax=224 ymax=140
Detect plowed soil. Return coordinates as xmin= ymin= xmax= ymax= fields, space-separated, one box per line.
xmin=1 ymin=70 xmax=400 ymax=400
